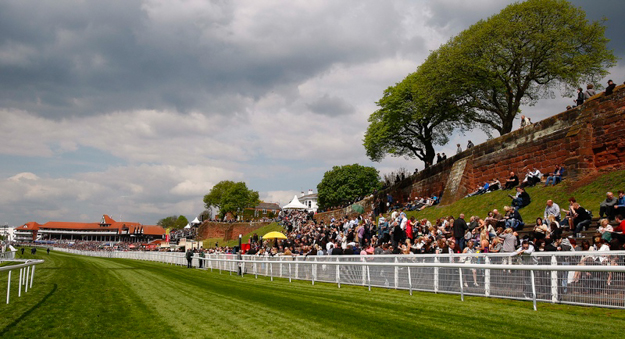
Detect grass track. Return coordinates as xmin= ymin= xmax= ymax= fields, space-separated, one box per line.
xmin=1 ymin=250 xmax=625 ymax=338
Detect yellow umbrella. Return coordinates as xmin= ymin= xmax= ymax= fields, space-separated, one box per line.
xmin=263 ymin=231 xmax=287 ymax=239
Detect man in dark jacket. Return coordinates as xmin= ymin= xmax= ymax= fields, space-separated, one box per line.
xmin=185 ymin=249 xmax=193 ymax=268
xmin=605 ymin=79 xmax=616 ymax=95
xmin=510 ymin=187 xmax=531 ymax=209
xmin=453 ymin=214 xmax=468 ymax=250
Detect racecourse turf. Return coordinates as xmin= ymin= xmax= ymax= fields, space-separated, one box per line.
xmin=1 ymin=250 xmax=624 ymax=338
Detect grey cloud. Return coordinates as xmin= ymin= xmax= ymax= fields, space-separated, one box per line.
xmin=0 ymin=1 xmax=426 ymax=119
xmin=306 ymin=94 xmax=355 ymax=117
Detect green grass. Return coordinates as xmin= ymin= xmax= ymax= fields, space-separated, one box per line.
xmin=203 ymin=222 xmax=284 ymax=248
xmin=1 ymin=249 xmax=625 ymax=338
xmin=399 ymin=170 xmax=625 ymax=222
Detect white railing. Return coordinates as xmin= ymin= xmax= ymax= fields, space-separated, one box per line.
xmin=0 ymin=251 xmax=15 ymax=260
xmin=1 ymin=259 xmax=45 ymax=304
xmin=52 ymin=248 xmax=625 ymax=310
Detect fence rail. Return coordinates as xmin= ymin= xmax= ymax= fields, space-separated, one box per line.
xmin=1 ymin=259 xmax=45 ymax=305
xmin=52 ymin=248 xmax=625 ymax=310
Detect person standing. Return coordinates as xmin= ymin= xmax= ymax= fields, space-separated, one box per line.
xmin=453 ymin=214 xmax=468 ymax=250
xmin=185 ymin=249 xmax=193 ymax=268
xmin=199 ymin=249 xmax=205 ymax=269
xmin=575 ymin=87 xmax=584 ymax=106
xmin=456 ymin=144 xmax=462 ymax=154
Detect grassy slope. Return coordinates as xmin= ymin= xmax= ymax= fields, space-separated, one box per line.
xmin=1 ymin=250 xmax=625 ymax=338
xmin=202 ymin=222 xmax=284 ymax=248
xmin=400 ymin=170 xmax=625 ymax=222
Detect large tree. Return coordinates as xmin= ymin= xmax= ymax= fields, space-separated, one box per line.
xmin=157 ymin=215 xmax=186 ymax=229
xmin=364 ymin=53 xmax=467 ymax=165
xmin=317 ymin=164 xmax=381 ymax=209
xmin=437 ymin=0 xmax=616 ymax=135
xmin=203 ymin=181 xmax=260 ymax=218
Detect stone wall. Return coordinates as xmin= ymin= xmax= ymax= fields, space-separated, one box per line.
xmin=197 ymin=221 xmax=270 ymax=241
xmin=315 ymin=85 xmax=625 ymax=221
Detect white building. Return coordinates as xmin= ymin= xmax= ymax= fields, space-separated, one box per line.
xmin=299 ymin=189 xmax=319 ymax=213
xmin=0 ymin=224 xmax=16 ymax=242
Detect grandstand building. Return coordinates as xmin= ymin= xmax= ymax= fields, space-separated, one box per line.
xmin=14 ymin=215 xmax=165 ymax=243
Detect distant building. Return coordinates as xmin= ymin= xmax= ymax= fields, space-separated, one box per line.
xmin=299 ymin=189 xmax=318 ymax=213
xmin=247 ymin=202 xmax=281 ymax=218
xmin=0 ymin=224 xmax=16 ymax=242
xmin=14 ymin=215 xmax=165 ymax=243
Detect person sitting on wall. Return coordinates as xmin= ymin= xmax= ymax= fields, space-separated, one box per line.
xmin=599 ymin=191 xmax=617 ymax=221
xmin=520 ymin=115 xmax=532 ymax=128
xmin=467 ymin=140 xmax=474 ymax=149
xmin=509 ymin=186 xmax=531 ymax=210
xmin=504 ymin=171 xmax=519 ymax=190
xmin=605 ymin=79 xmax=616 ymax=96
xmin=544 ymin=165 xmax=563 ymax=186
xmin=584 ymin=84 xmax=596 ymax=100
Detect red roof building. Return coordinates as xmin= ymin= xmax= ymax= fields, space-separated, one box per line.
xmin=14 ymin=215 xmax=165 ymax=243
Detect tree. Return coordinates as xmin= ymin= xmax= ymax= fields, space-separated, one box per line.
xmin=317 ymin=164 xmax=381 ymax=209
xmin=157 ymin=215 xmax=178 ymax=229
xmin=203 ymin=181 xmax=260 ymax=218
xmin=175 ymin=215 xmax=189 ymax=229
xmin=364 ymin=53 xmax=467 ymax=165
xmin=436 ymin=0 xmax=616 ymax=135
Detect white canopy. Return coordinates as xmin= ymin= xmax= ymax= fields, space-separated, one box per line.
xmin=184 ymin=223 xmax=191 ymax=229
xmin=191 ymin=217 xmax=201 ymax=225
xmin=283 ymin=195 xmax=308 ymax=210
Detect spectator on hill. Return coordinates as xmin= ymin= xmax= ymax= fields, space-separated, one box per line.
xmin=575 ymin=87 xmax=585 ymax=106
xmin=436 ymin=153 xmax=442 ymax=163
xmin=520 ymin=115 xmax=532 ymax=128
xmin=521 ymin=168 xmax=542 ymax=188
xmin=456 ymin=144 xmax=462 ymax=154
xmin=598 ymin=219 xmax=613 ymax=242
xmin=584 ymin=84 xmax=596 ymax=99
xmin=544 ymin=200 xmax=561 ymax=222
xmin=467 ymin=140 xmax=474 ymax=149
xmin=605 ymin=79 xmax=616 ymax=95
xmin=509 ymin=186 xmax=531 ymax=210
xmin=599 ymin=192 xmax=617 ymax=221
xmin=441 ymin=153 xmax=447 ymax=160
xmin=503 ymin=206 xmax=523 ymax=230
xmin=614 ymin=190 xmax=625 ymax=218
xmin=544 ymin=165 xmax=564 ymax=186
xmin=489 ymin=178 xmax=501 ymax=191
xmin=504 ymin=171 xmax=519 ymax=190
xmin=563 ymin=202 xmax=592 ymax=237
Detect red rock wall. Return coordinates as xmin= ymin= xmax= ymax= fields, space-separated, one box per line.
xmin=197 ymin=221 xmax=270 ymax=241
xmin=315 ymin=86 xmax=625 ymax=218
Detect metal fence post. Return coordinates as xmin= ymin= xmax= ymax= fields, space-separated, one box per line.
xmin=434 ymin=257 xmax=439 ymax=293
xmin=459 ymin=267 xmax=464 ymax=302
xmin=531 ymin=270 xmax=537 ymax=311
xmin=394 ymin=257 xmax=399 ymax=289
xmin=288 ymin=263 xmax=292 ymax=283
xmin=336 ymin=257 xmax=340 ymax=288
xmin=484 ymin=257 xmax=491 ymax=297
xmin=6 ymin=270 xmax=11 ymax=304
xmin=550 ymin=255 xmax=558 ymax=303
xmin=312 ymin=257 xmax=316 ymax=286
xmin=408 ymin=266 xmax=413 ymax=296
xmin=270 ymin=262 xmax=273 ymax=281
xmin=18 ymin=268 xmax=22 ymax=297
xmin=30 ymin=265 xmax=35 ymax=288
xmin=367 ymin=265 xmax=371 ymax=291
xmin=25 ymin=266 xmax=29 ymax=293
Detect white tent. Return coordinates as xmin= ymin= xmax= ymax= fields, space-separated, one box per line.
xmin=184 ymin=223 xmax=191 ymax=229
xmin=191 ymin=217 xmax=201 ymax=225
xmin=283 ymin=195 xmax=308 ymax=210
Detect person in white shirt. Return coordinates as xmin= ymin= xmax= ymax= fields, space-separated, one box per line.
xmin=544 ymin=200 xmax=561 ymax=222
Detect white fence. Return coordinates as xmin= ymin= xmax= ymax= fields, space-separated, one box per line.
xmin=52 ymin=248 xmax=625 ymax=310
xmin=1 ymin=259 xmax=45 ymax=304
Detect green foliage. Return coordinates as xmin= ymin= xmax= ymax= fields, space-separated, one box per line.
xmin=157 ymin=215 xmax=178 ymax=229
xmin=317 ymin=164 xmax=381 ymax=209
xmin=175 ymin=215 xmax=189 ymax=229
xmin=364 ymin=53 xmax=467 ymax=165
xmin=203 ymin=181 xmax=260 ymax=218
xmin=433 ymin=0 xmax=616 ymax=135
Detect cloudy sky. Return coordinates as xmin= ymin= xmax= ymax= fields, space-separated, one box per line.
xmin=1 ymin=0 xmax=623 ymax=226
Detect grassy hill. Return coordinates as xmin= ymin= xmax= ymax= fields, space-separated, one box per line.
xmin=393 ymin=170 xmax=625 ymax=223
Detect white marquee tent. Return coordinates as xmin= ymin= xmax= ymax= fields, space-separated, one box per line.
xmin=283 ymin=195 xmax=308 ymax=210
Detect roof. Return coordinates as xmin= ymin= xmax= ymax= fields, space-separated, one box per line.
xmin=255 ymin=202 xmax=281 ymax=210
xmin=283 ymin=195 xmax=308 ymax=210
xmin=18 ymin=215 xmax=165 ymax=236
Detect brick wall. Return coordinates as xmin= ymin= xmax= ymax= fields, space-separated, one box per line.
xmin=197 ymin=221 xmax=270 ymax=241
xmin=315 ymin=85 xmax=625 ymax=220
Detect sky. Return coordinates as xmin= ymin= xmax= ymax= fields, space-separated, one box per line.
xmin=1 ymin=0 xmax=624 ymax=226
